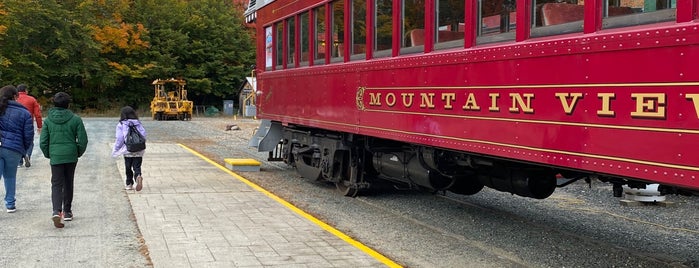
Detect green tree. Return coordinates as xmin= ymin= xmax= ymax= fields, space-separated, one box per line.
xmin=131 ymin=0 xmax=254 ymax=106
xmin=0 ymin=0 xmax=255 ymax=111
xmin=0 ymin=0 xmax=98 ymax=101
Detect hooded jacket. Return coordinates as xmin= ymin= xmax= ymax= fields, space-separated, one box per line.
xmin=39 ymin=107 xmax=88 ymax=165
xmin=111 ymin=119 xmax=146 ymax=157
xmin=0 ymin=101 xmax=34 ymax=155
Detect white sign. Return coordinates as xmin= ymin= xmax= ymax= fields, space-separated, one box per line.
xmin=265 ymin=26 xmax=273 ymax=68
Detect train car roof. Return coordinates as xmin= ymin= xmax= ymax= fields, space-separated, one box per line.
xmin=244 ymin=0 xmax=276 ymax=23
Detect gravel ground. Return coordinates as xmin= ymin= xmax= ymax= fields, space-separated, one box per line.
xmin=146 ymin=116 xmax=699 ymax=268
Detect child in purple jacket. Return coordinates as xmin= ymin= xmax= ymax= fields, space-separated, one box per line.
xmin=111 ymin=106 xmax=146 ymax=191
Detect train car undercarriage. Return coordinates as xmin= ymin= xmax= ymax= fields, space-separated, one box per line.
xmin=251 ymin=120 xmax=692 ymax=199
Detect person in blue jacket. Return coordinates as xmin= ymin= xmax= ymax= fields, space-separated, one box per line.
xmin=0 ymin=85 xmax=34 ymax=213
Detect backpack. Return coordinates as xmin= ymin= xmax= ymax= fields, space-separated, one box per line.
xmin=125 ymin=123 xmax=146 ymax=152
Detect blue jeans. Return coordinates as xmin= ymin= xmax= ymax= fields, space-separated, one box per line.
xmin=0 ymin=147 xmax=21 ymax=209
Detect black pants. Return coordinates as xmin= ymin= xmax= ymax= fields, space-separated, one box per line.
xmin=124 ymin=157 xmax=143 ymax=186
xmin=51 ymin=162 xmax=77 ymax=214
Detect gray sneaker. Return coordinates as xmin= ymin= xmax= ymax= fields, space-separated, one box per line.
xmin=125 ymin=184 xmax=133 ymax=190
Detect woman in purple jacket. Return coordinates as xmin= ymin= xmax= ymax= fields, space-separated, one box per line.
xmin=111 ymin=106 xmax=146 ymax=191
xmin=0 ymin=85 xmax=33 ymax=213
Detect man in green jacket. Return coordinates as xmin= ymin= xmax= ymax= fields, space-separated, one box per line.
xmin=40 ymin=92 xmax=88 ymax=228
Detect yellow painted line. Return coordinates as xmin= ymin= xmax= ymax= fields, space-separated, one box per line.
xmin=178 ymin=144 xmax=402 ymax=268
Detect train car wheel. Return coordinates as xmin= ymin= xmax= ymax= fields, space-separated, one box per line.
xmin=336 ymin=181 xmax=359 ymax=197
xmin=336 ymin=151 xmax=360 ymax=197
xmin=294 ymin=150 xmax=322 ymax=181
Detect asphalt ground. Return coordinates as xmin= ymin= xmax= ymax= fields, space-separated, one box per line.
xmin=0 ymin=117 xmax=394 ymax=268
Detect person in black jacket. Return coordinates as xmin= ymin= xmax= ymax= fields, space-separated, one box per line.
xmin=0 ymin=85 xmax=34 ymax=213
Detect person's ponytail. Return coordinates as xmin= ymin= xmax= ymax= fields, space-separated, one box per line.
xmin=0 ymin=85 xmax=18 ymax=116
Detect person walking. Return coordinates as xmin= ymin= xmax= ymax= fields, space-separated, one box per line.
xmin=16 ymin=84 xmax=42 ymax=168
xmin=40 ymin=92 xmax=88 ymax=228
xmin=0 ymin=85 xmax=34 ymax=213
xmin=111 ymin=106 xmax=146 ymax=191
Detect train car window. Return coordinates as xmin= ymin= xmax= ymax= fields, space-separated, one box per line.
xmin=529 ymin=0 xmax=583 ymax=38
xmin=265 ymin=26 xmax=273 ymax=71
xmin=275 ymin=22 xmax=284 ymax=69
xmin=401 ymin=0 xmax=426 ymax=54
xmin=287 ymin=17 xmax=296 ymax=68
xmin=374 ymin=0 xmax=393 ymax=58
xmin=299 ymin=12 xmax=310 ymax=67
xmin=331 ymin=0 xmax=344 ymax=63
xmin=601 ymin=0 xmax=675 ymax=29
xmin=476 ymin=0 xmax=516 ymax=44
xmin=314 ymin=6 xmax=327 ymax=65
xmin=434 ymin=0 xmax=465 ymax=50
xmin=351 ymin=0 xmax=367 ymax=60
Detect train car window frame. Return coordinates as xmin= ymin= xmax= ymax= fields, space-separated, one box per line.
xmin=476 ymin=0 xmax=516 ymax=45
xmin=351 ymin=0 xmax=368 ymax=61
xmin=529 ymin=0 xmax=584 ymax=38
xmin=275 ymin=22 xmax=284 ymax=70
xmin=314 ymin=5 xmax=327 ymax=66
xmin=601 ymin=0 xmax=676 ymax=30
xmin=374 ymin=0 xmax=393 ymax=58
xmin=330 ymin=0 xmax=344 ymax=63
xmin=433 ymin=0 xmax=466 ymax=50
xmin=401 ymin=0 xmax=426 ymax=55
xmin=287 ymin=16 xmax=297 ymax=69
xmin=299 ymin=12 xmax=310 ymax=67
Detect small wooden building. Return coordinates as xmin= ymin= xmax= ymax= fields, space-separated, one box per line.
xmin=238 ymin=77 xmax=256 ymax=117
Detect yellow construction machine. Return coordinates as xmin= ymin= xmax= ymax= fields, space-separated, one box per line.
xmin=150 ymin=78 xmax=193 ymax=120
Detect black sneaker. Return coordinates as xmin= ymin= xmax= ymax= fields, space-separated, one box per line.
xmin=52 ymin=214 xmax=64 ymax=228
xmin=6 ymin=207 xmax=16 ymax=213
xmin=23 ymin=156 xmax=30 ymax=168
xmin=64 ymin=211 xmax=73 ymax=221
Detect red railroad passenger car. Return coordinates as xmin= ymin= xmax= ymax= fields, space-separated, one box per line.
xmin=244 ymin=0 xmax=699 ymax=198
